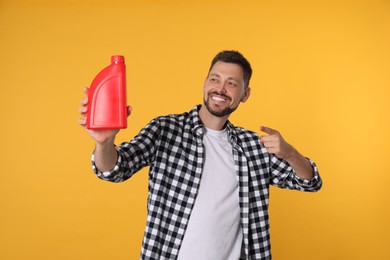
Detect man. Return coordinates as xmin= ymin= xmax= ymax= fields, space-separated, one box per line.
xmin=78 ymin=50 xmax=322 ymax=260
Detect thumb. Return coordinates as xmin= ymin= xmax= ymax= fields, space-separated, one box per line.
xmin=127 ymin=106 xmax=133 ymax=117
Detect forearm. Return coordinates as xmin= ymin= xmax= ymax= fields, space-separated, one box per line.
xmin=94 ymin=138 xmax=118 ymax=172
xmin=285 ymin=149 xmax=314 ymax=180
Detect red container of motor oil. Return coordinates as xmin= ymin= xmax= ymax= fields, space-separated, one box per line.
xmin=86 ymin=55 xmax=127 ymax=129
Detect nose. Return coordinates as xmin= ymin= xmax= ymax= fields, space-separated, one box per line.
xmin=215 ymin=81 xmax=228 ymax=93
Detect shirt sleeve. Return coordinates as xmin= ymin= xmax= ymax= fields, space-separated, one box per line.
xmin=91 ymin=118 xmax=161 ymax=183
xmin=269 ymin=155 xmax=322 ymax=192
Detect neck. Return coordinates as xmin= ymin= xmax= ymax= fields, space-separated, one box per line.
xmin=199 ymin=105 xmax=229 ymax=131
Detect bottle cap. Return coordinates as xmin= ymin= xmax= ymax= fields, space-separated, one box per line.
xmin=111 ymin=55 xmax=125 ymax=64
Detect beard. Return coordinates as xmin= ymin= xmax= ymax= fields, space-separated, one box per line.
xmin=203 ymin=94 xmax=237 ymax=117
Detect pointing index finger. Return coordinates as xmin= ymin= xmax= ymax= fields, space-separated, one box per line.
xmin=260 ymin=126 xmax=277 ymax=135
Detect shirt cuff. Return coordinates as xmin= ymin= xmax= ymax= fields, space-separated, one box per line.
xmin=293 ymin=158 xmax=322 ymax=188
xmin=91 ymin=146 xmax=122 ymax=178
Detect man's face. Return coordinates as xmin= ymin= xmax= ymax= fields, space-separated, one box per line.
xmin=203 ymin=61 xmax=250 ymax=117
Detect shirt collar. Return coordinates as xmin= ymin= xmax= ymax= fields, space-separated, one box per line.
xmin=189 ymin=105 xmax=205 ymax=140
xmin=190 ymin=105 xmax=238 ymax=147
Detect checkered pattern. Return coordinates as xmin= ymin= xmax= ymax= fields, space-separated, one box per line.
xmin=92 ymin=105 xmax=322 ymax=260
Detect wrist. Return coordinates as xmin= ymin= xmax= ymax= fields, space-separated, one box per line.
xmin=284 ymin=145 xmax=298 ymax=162
xmin=96 ymin=137 xmax=115 ymax=151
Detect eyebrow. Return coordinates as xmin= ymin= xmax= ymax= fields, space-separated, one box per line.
xmin=208 ymin=73 xmax=221 ymax=78
xmin=209 ymin=73 xmax=239 ymax=82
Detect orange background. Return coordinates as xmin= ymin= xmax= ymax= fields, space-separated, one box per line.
xmin=0 ymin=0 xmax=389 ymax=259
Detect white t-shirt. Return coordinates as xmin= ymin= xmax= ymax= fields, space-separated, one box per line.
xmin=177 ymin=127 xmax=242 ymax=260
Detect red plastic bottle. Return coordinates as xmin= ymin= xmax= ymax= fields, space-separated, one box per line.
xmin=86 ymin=55 xmax=127 ymax=130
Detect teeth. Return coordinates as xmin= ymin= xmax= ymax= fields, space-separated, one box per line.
xmin=212 ymin=96 xmax=226 ymax=102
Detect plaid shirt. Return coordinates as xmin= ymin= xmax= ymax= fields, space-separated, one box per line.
xmin=92 ymin=105 xmax=322 ymax=260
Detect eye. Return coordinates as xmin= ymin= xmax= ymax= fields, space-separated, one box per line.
xmin=228 ymin=81 xmax=238 ymax=87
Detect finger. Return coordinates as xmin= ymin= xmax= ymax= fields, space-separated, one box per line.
xmin=83 ymin=87 xmax=89 ymax=95
xmin=267 ymin=148 xmax=279 ymax=156
xmin=81 ymin=97 xmax=88 ymax=106
xmin=259 ymin=136 xmax=266 ymax=144
xmin=78 ymin=118 xmax=86 ymax=127
xmin=262 ymin=141 xmax=276 ymax=149
xmin=79 ymin=106 xmax=88 ymax=115
xmin=260 ymin=126 xmax=278 ymax=135
xmin=262 ymin=142 xmax=276 ymax=153
xmin=127 ymin=106 xmax=133 ymax=117
xmin=259 ymin=135 xmax=277 ymax=144
xmin=259 ymin=135 xmax=268 ymax=144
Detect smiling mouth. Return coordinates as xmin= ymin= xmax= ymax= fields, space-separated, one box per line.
xmin=210 ymin=93 xmax=230 ymax=103
xmin=212 ymin=96 xmax=227 ymax=102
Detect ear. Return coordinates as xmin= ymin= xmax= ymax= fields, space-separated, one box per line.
xmin=241 ymin=87 xmax=251 ymax=103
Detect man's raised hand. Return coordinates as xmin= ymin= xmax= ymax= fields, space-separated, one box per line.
xmin=259 ymin=126 xmax=295 ymax=160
